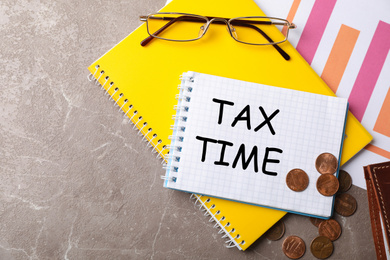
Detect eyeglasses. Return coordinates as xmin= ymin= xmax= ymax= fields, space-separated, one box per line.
xmin=139 ymin=12 xmax=297 ymax=61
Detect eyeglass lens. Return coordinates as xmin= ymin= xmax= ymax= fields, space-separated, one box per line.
xmin=147 ymin=14 xmax=208 ymax=41
xmin=229 ymin=18 xmax=287 ymax=45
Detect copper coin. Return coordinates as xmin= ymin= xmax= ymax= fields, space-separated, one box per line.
xmin=334 ymin=193 xmax=357 ymax=217
xmin=316 ymin=174 xmax=339 ymax=196
xmin=310 ymin=236 xmax=334 ymax=259
xmin=318 ymin=219 xmax=341 ymax=241
xmin=338 ymin=170 xmax=352 ymax=192
xmin=310 ymin=217 xmax=325 ymax=227
xmin=265 ymin=221 xmax=285 ymax=241
xmin=286 ymin=169 xmax=309 ymax=192
xmin=315 ymin=153 xmax=338 ymax=174
xmin=282 ymin=235 xmax=306 ymax=259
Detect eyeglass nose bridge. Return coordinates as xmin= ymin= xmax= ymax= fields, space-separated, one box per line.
xmin=200 ymin=18 xmax=236 ymax=38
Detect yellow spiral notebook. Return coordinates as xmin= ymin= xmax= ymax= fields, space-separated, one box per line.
xmin=87 ymin=0 xmax=372 ymax=250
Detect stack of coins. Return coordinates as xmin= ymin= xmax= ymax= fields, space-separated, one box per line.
xmin=286 ymin=152 xmax=341 ymax=197
xmin=315 ymin=153 xmax=339 ymax=197
xmin=308 ymin=169 xmax=357 ymax=259
xmin=334 ymin=170 xmax=356 ymax=217
xmin=308 ymin=218 xmax=340 ymax=259
xmin=279 ymin=154 xmax=358 ymax=259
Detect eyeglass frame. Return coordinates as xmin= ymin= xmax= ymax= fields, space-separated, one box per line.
xmin=139 ymin=12 xmax=297 ymax=61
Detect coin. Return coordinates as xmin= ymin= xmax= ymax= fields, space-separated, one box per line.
xmin=338 ymin=170 xmax=352 ymax=192
xmin=282 ymin=235 xmax=306 ymax=259
xmin=334 ymin=193 xmax=357 ymax=217
xmin=318 ymin=219 xmax=341 ymax=241
xmin=316 ymin=174 xmax=339 ymax=196
xmin=310 ymin=236 xmax=334 ymax=259
xmin=265 ymin=221 xmax=285 ymax=241
xmin=315 ymin=153 xmax=338 ymax=174
xmin=286 ymin=169 xmax=309 ymax=192
xmin=310 ymin=217 xmax=325 ymax=227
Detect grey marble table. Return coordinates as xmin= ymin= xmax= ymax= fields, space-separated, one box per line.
xmin=0 ymin=0 xmax=376 ymax=259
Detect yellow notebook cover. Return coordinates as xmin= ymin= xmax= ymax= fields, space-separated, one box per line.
xmin=87 ymin=0 xmax=372 ymax=250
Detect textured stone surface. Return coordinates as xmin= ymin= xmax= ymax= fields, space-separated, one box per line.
xmin=0 ymin=0 xmax=376 ymax=259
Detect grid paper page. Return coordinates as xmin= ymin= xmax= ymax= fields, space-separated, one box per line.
xmin=165 ymin=71 xmax=348 ymax=218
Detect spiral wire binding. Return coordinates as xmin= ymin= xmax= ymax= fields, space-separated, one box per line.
xmin=166 ymin=73 xmax=244 ymax=250
xmin=189 ymin=194 xmax=245 ymax=250
xmin=87 ymin=65 xmax=166 ymax=161
xmin=162 ymin=74 xmax=194 ymax=184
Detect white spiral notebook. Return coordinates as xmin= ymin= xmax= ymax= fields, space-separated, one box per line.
xmin=164 ymin=71 xmax=349 ymax=218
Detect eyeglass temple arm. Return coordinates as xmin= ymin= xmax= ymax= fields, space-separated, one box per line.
xmin=232 ymin=22 xmax=290 ymax=60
